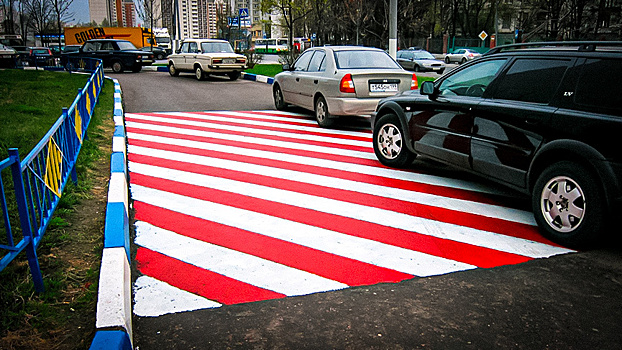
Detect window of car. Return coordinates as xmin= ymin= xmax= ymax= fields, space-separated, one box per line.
xmin=413 ymin=51 xmax=435 ymax=60
xmin=189 ymin=42 xmax=198 ymax=53
xmin=201 ymin=42 xmax=234 ymax=53
xmin=100 ymin=42 xmax=114 ymax=51
xmin=83 ymin=42 xmax=100 ymax=52
xmin=574 ymin=58 xmax=622 ymax=113
xmin=307 ymin=50 xmax=326 ymax=72
xmin=438 ymin=59 xmax=507 ymax=97
xmin=180 ymin=42 xmax=190 ymax=53
xmin=293 ymin=50 xmax=314 ymax=71
xmin=335 ymin=50 xmax=401 ymax=69
xmin=492 ymin=58 xmax=570 ymax=104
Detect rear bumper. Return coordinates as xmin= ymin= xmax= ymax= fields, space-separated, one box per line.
xmin=325 ymin=97 xmax=381 ymax=116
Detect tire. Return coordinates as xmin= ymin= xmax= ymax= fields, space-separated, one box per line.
xmin=273 ymin=84 xmax=287 ymax=111
xmin=315 ymin=96 xmax=335 ymax=128
xmin=131 ymin=65 xmax=142 ymax=73
xmin=156 ymin=53 xmax=165 ymax=60
xmin=532 ymin=161 xmax=605 ymax=248
xmin=111 ymin=61 xmax=124 ymax=73
xmin=414 ymin=65 xmax=420 ymax=72
xmin=372 ymin=113 xmax=416 ymax=168
xmin=228 ymin=71 xmax=240 ymax=80
xmin=444 ymin=57 xmax=450 ymax=64
xmin=169 ymin=63 xmax=179 ymax=77
xmin=461 ymin=57 xmax=467 ymax=64
xmin=195 ymin=66 xmax=205 ymax=81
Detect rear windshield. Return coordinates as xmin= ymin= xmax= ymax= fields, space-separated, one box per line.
xmin=118 ymin=41 xmax=138 ymax=51
xmin=201 ymin=42 xmax=234 ymax=53
xmin=31 ymin=49 xmax=49 ymax=54
xmin=335 ymin=50 xmax=401 ymax=69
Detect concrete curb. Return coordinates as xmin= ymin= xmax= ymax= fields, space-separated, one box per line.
xmin=89 ymin=78 xmax=133 ymax=350
xmin=142 ymin=65 xmax=275 ymax=84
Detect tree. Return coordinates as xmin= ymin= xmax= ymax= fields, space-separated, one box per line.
xmin=49 ymin=0 xmax=73 ymax=48
xmin=261 ymin=0 xmax=313 ymax=60
xmin=23 ymin=0 xmax=54 ymax=43
xmin=136 ymin=0 xmax=162 ymax=47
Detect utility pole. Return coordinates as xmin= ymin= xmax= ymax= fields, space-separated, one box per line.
xmin=389 ymin=0 xmax=397 ymax=58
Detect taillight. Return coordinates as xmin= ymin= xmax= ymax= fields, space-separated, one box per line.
xmin=236 ymin=58 xmax=246 ymax=63
xmin=340 ymin=74 xmax=356 ymax=93
xmin=213 ymin=58 xmax=222 ymax=64
xmin=411 ymin=74 xmax=418 ymax=90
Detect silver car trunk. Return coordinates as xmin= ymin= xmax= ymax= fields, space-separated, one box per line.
xmin=349 ymin=70 xmax=414 ymax=98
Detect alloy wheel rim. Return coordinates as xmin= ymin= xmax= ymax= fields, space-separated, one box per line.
xmin=317 ymin=100 xmax=326 ymax=122
xmin=377 ymin=123 xmax=402 ymax=160
xmin=540 ymin=176 xmax=586 ymax=233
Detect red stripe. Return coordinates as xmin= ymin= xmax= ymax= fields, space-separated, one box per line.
xmin=125 ymin=115 xmax=371 ymax=153
xmin=134 ymin=201 xmax=414 ymax=286
xmin=130 ymin=172 xmax=533 ymax=268
xmin=138 ymin=111 xmax=373 ymax=142
xmin=243 ymin=111 xmax=374 ymax=133
xmin=127 ymin=149 xmax=545 ymax=244
xmin=127 ymin=135 xmax=516 ymax=208
xmin=136 ymin=247 xmax=286 ymax=305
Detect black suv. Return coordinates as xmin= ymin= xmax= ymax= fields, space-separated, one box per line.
xmin=61 ymin=39 xmax=153 ymax=73
xmin=371 ymin=41 xmax=622 ymax=248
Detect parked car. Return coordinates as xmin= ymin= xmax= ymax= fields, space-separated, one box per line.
xmin=396 ymin=49 xmax=445 ymax=74
xmin=167 ymin=39 xmax=246 ymax=81
xmin=26 ymin=47 xmax=55 ymax=66
xmin=273 ymin=46 xmax=418 ymax=127
xmin=60 ymin=39 xmax=154 ymax=73
xmin=444 ymin=48 xmax=482 ymax=64
xmin=140 ymin=45 xmax=168 ymax=60
xmin=62 ymin=45 xmax=81 ymax=54
xmin=371 ymin=41 xmax=622 ymax=248
xmin=0 ymin=43 xmax=17 ymax=68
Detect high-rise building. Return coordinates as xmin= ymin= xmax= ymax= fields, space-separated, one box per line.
xmin=88 ymin=0 xmax=135 ymax=27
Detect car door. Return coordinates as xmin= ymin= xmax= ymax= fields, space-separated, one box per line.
xmin=411 ymin=59 xmax=508 ymax=169
xmin=97 ymin=41 xmax=115 ymax=66
xmin=297 ymin=49 xmax=327 ymax=110
xmin=279 ymin=50 xmax=314 ymax=106
xmin=175 ymin=42 xmax=190 ymax=70
xmin=472 ymin=57 xmax=574 ymax=188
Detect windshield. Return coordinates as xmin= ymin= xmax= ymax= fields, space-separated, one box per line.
xmin=155 ymin=37 xmax=170 ymax=44
xmin=118 ymin=41 xmax=138 ymax=50
xmin=201 ymin=42 xmax=234 ymax=53
xmin=335 ymin=50 xmax=401 ymax=69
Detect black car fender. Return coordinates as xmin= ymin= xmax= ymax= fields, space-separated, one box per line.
xmin=528 ymin=139 xmax=621 ymax=207
xmin=372 ymin=100 xmax=418 ymax=154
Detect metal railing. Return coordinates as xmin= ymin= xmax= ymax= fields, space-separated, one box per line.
xmin=0 ymin=57 xmax=104 ymax=292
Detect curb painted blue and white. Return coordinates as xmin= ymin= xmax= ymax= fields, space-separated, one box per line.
xmin=89 ymin=78 xmax=133 ymax=350
xmin=142 ymin=65 xmax=275 ymax=84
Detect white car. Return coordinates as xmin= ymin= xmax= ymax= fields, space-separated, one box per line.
xmin=273 ymin=46 xmax=418 ymax=127
xmin=444 ymin=48 xmax=482 ymax=64
xmin=168 ymin=39 xmax=247 ymax=80
xmin=0 ymin=43 xmax=17 ymax=68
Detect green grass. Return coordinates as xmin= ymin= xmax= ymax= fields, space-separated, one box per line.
xmin=245 ymin=64 xmax=283 ymax=77
xmin=0 ymin=70 xmax=90 ymax=160
xmin=0 ymin=69 xmax=114 ymax=349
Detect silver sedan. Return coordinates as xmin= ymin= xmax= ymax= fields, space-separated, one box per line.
xmin=272 ymin=46 xmax=418 ymax=127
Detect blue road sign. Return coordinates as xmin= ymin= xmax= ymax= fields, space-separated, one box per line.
xmin=239 ymin=8 xmax=249 ymax=18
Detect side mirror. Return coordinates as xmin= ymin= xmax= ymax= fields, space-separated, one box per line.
xmin=282 ymin=64 xmax=291 ymax=71
xmin=176 ymin=49 xmax=181 ymax=54
xmin=421 ymin=81 xmax=436 ymax=96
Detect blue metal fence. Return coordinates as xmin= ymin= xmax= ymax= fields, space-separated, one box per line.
xmin=0 ymin=58 xmax=104 ymax=292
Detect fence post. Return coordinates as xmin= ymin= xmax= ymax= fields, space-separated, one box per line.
xmin=8 ymin=148 xmax=45 ymax=293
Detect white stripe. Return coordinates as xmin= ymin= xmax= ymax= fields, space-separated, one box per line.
xmin=134 ymin=221 xmax=348 ymax=295
xmin=126 ymin=113 xmax=370 ymax=147
xmin=131 ymin=186 xmax=476 ymax=277
xmin=133 ymin=275 xmax=221 ymax=317
xmin=127 ymin=129 xmax=506 ymax=195
xmin=129 ymin=144 xmax=535 ymax=225
xmin=129 ymin=164 xmax=572 ymax=258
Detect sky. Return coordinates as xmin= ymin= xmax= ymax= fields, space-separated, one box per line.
xmin=68 ymin=0 xmax=90 ymax=25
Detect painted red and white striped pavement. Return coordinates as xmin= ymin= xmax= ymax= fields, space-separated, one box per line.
xmin=126 ymin=110 xmax=573 ymax=317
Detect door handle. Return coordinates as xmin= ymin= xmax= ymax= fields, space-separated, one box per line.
xmin=296 ymin=77 xmax=300 ymax=82
xmin=314 ymin=80 xmax=319 ymax=84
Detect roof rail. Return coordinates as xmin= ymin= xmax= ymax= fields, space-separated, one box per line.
xmin=484 ymin=41 xmax=622 ymax=55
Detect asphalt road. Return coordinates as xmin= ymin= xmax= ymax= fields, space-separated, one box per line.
xmin=109 ymin=69 xmax=622 ymax=350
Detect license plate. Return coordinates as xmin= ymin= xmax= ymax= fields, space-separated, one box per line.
xmin=370 ymin=83 xmax=398 ymax=92
xmin=223 ymin=58 xmax=235 ymax=64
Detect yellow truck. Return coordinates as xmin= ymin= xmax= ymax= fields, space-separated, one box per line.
xmin=64 ymin=27 xmax=154 ymax=49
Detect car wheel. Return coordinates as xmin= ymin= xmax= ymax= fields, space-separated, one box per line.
xmin=461 ymin=57 xmax=467 ymax=64
xmin=228 ymin=71 xmax=240 ymax=80
xmin=414 ymin=65 xmax=420 ymax=72
xmin=195 ymin=66 xmax=205 ymax=80
xmin=532 ymin=161 xmax=605 ymax=248
xmin=131 ymin=65 xmax=142 ymax=73
xmin=273 ymin=84 xmax=287 ymax=111
xmin=444 ymin=57 xmax=450 ymax=64
xmin=372 ymin=114 xmax=416 ymax=168
xmin=315 ymin=96 xmax=335 ymax=128
xmin=111 ymin=61 xmax=124 ymax=73
xmin=169 ymin=63 xmax=179 ymax=77
xmin=156 ymin=53 xmax=165 ymax=60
